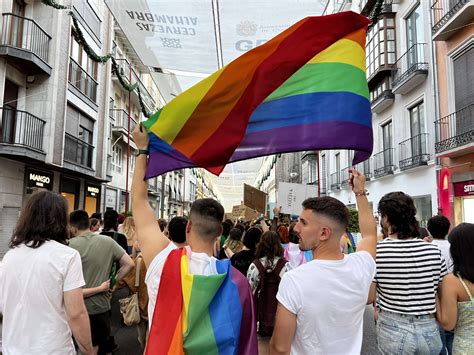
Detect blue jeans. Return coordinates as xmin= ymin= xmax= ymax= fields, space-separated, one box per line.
xmin=377 ymin=310 xmax=442 ymax=355
xmin=439 ymin=325 xmax=454 ymax=355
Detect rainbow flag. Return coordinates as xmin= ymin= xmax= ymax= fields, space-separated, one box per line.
xmin=145 ymin=248 xmax=257 ymax=355
xmin=143 ymin=11 xmax=372 ymax=178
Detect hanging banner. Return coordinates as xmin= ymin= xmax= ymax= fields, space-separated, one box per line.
xmin=277 ymin=182 xmax=318 ymax=215
xmin=105 ymin=0 xmax=219 ymax=73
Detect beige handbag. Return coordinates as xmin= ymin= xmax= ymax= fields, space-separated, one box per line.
xmin=119 ymin=257 xmax=142 ymax=326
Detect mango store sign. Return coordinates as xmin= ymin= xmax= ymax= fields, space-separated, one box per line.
xmin=26 ymin=168 xmax=53 ymax=191
xmin=454 ymin=180 xmax=474 ymax=197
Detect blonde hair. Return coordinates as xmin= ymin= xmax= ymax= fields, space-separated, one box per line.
xmin=122 ymin=216 xmax=136 ymax=241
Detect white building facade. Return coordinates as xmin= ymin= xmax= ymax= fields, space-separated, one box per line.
xmin=319 ymin=0 xmax=439 ymax=226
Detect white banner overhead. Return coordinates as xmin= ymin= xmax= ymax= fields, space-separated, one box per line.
xmin=105 ymin=0 xmax=219 ymax=73
xmin=218 ymin=0 xmax=327 ymax=65
xmin=277 ymin=182 xmax=318 ymax=216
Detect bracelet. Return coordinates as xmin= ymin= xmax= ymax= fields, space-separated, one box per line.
xmin=354 ymin=189 xmax=369 ymax=197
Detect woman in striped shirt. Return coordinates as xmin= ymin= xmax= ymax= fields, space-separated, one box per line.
xmin=374 ymin=192 xmax=447 ymax=354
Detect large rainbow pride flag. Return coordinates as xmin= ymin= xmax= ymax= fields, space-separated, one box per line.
xmin=145 ymin=247 xmax=257 ymax=355
xmin=143 ymin=11 xmax=372 ymax=178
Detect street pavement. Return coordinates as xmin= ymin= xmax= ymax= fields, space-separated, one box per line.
xmin=113 ymin=302 xmax=380 ymax=355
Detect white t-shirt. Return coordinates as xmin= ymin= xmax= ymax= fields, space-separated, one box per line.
xmin=0 ymin=241 xmax=85 ymax=355
xmin=277 ymin=251 xmax=376 ymax=355
xmin=432 ymin=239 xmax=453 ymax=272
xmin=145 ymin=243 xmax=217 ymax=326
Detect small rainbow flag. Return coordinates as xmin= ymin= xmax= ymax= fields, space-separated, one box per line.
xmin=143 ymin=11 xmax=372 ymax=178
xmin=145 ymin=247 xmax=257 ymax=354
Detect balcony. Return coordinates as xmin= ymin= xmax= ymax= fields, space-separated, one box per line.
xmin=0 ymin=107 xmax=46 ymax=161
xmin=110 ymin=109 xmax=137 ymax=134
xmin=340 ymin=167 xmax=350 ymax=187
xmin=64 ymin=133 xmax=94 ymax=169
xmin=330 ymin=172 xmax=340 ymax=190
xmin=435 ymin=104 xmax=474 ymax=156
xmin=371 ymin=77 xmax=395 ymax=114
xmin=392 ymin=43 xmax=428 ymax=95
xmin=432 ymin=0 xmax=474 ymax=41
xmin=399 ymin=133 xmax=430 ymax=170
xmin=356 ymin=159 xmax=372 ymax=180
xmin=361 ymin=0 xmax=395 ymax=16
xmin=68 ymin=58 xmax=98 ymax=103
xmin=0 ymin=13 xmax=51 ymax=75
xmin=373 ymin=148 xmax=395 ymax=178
xmin=112 ymin=58 xmax=156 ymax=112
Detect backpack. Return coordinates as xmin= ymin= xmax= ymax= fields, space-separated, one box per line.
xmin=254 ymin=257 xmax=287 ymax=337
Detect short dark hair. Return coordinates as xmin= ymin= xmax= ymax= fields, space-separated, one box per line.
xmin=69 ymin=210 xmax=90 ymax=230
xmin=302 ymin=197 xmax=350 ymax=231
xmin=228 ymin=228 xmax=243 ymax=241
xmin=378 ymin=192 xmax=420 ymax=239
xmin=103 ymin=210 xmax=118 ymax=231
xmin=427 ymin=215 xmax=450 ymax=239
xmin=448 ymin=223 xmax=474 ymax=283
xmin=255 ymin=231 xmax=284 ymax=264
xmin=10 ymin=190 xmax=69 ymax=249
xmin=189 ymin=198 xmax=224 ymax=240
xmin=242 ymin=227 xmax=262 ymax=251
xmin=222 ymin=220 xmax=233 ymax=238
xmin=168 ymin=216 xmax=187 ymax=244
xmin=90 ymin=212 xmax=102 ymax=221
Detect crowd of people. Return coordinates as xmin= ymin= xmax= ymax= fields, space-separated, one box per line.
xmin=0 ymin=123 xmax=472 ymax=355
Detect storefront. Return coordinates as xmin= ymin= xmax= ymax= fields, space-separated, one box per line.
xmin=60 ymin=176 xmax=80 ymax=214
xmin=453 ymin=180 xmax=474 ymax=224
xmin=25 ymin=167 xmax=54 ymax=194
xmin=84 ymin=183 xmax=101 ymax=216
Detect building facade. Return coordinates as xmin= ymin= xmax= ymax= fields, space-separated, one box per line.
xmin=313 ymin=0 xmax=440 ymax=226
xmin=431 ymin=0 xmax=474 ymax=224
xmin=0 ymin=0 xmax=115 ymax=257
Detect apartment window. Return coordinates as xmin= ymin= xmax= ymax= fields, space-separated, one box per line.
xmin=406 ymin=3 xmax=424 ymax=49
xmin=409 ymin=101 xmax=424 ymax=137
xmin=302 ymin=153 xmax=317 ymax=185
xmin=335 ymin=153 xmax=340 ymax=173
xmin=321 ymin=154 xmax=327 ymax=191
xmin=453 ymin=45 xmax=474 ymax=111
xmin=366 ymin=15 xmax=396 ymax=78
xmin=69 ymin=34 xmax=98 ymax=79
xmin=370 ymin=76 xmax=392 ymax=102
xmin=382 ymin=121 xmax=393 ymax=150
xmin=112 ymin=145 xmax=122 ymax=173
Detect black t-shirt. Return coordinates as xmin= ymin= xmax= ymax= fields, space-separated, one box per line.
xmin=230 ymin=249 xmax=255 ymax=276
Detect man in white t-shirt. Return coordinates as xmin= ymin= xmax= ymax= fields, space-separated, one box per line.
xmin=427 ymin=215 xmax=453 ymax=272
xmin=270 ymin=170 xmax=377 ymax=355
xmin=131 ymin=124 xmax=257 ymax=352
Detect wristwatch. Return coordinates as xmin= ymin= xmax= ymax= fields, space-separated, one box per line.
xmin=135 ymin=149 xmax=149 ymax=157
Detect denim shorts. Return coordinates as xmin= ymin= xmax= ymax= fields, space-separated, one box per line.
xmin=376 ymin=310 xmax=442 ymax=355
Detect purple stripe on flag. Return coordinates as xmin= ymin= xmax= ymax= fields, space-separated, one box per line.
xmin=145 ymin=121 xmax=373 ymax=178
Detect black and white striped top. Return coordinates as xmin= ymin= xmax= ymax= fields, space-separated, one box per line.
xmin=375 ymin=238 xmax=447 ymax=315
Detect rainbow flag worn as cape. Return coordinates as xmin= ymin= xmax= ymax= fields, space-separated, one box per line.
xmin=143 ymin=11 xmax=372 ymax=178
xmin=145 ymin=247 xmax=257 ymax=355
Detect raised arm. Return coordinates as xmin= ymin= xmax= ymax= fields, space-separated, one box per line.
xmin=131 ymin=124 xmax=170 ymax=267
xmin=350 ymin=169 xmax=377 ymax=259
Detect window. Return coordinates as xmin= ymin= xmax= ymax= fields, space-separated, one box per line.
xmin=382 ymin=121 xmax=393 ymax=166
xmin=453 ymin=45 xmax=474 ymax=111
xmin=301 ymin=153 xmax=317 ymax=185
xmin=335 ymin=153 xmax=340 ymax=173
xmin=366 ymin=16 xmax=396 ymax=78
xmin=409 ymin=101 xmax=424 ymax=137
xmin=406 ymin=4 xmax=424 ymax=49
xmin=112 ymin=145 xmax=122 ymax=173
xmin=69 ymin=34 xmax=98 ymax=79
xmin=321 ymin=154 xmax=327 ymax=190
xmin=413 ymin=195 xmax=432 ymax=227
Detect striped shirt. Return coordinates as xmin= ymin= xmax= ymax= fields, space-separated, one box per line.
xmin=375 ymin=238 xmax=447 ymax=315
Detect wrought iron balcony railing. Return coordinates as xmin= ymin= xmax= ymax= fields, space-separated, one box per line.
xmin=64 ymin=133 xmax=94 ymax=168
xmin=431 ymin=0 xmax=470 ymax=34
xmin=68 ymin=57 xmax=98 ymax=102
xmin=112 ymin=58 xmax=156 ymax=110
xmin=399 ymin=133 xmax=430 ymax=170
xmin=392 ymin=43 xmax=428 ymax=90
xmin=435 ymin=104 xmax=473 ymax=153
xmin=110 ymin=109 xmax=137 ymax=132
xmin=0 ymin=13 xmax=51 ymax=63
xmin=373 ymin=148 xmax=395 ymax=178
xmin=0 ymin=106 xmax=45 ymax=151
